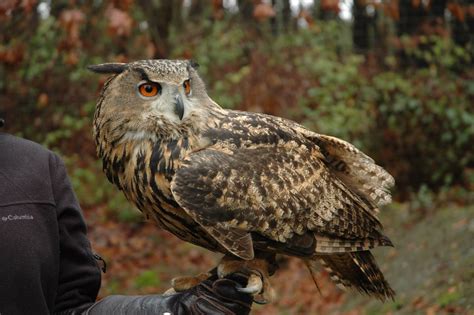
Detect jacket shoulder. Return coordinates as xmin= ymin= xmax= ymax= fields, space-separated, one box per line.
xmin=0 ymin=133 xmax=58 ymax=205
xmin=0 ymin=133 xmax=54 ymax=160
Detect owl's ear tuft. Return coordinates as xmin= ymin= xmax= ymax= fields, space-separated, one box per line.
xmin=87 ymin=63 xmax=127 ymax=74
xmin=188 ymin=60 xmax=199 ymax=70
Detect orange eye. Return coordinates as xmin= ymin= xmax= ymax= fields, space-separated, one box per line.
xmin=183 ymin=79 xmax=191 ymax=95
xmin=138 ymin=82 xmax=161 ymax=97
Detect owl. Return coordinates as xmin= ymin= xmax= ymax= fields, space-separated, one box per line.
xmin=89 ymin=59 xmax=395 ymax=303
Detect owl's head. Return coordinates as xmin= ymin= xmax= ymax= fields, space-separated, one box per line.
xmin=89 ymin=59 xmax=214 ymax=142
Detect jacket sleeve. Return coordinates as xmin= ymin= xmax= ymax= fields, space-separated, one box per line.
xmin=52 ymin=154 xmax=102 ymax=313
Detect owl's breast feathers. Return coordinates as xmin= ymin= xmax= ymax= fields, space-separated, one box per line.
xmin=96 ymin=123 xmax=222 ymax=251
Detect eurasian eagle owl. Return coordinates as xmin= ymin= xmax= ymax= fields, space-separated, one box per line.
xmin=89 ymin=59 xmax=395 ymax=303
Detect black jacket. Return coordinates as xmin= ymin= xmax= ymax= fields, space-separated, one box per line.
xmin=0 ymin=133 xmax=101 ymax=314
xmin=0 ymin=133 xmax=252 ymax=315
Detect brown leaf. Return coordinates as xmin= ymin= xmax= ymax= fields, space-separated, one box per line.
xmin=452 ymin=218 xmax=468 ymax=229
xmin=212 ymin=0 xmax=224 ymax=20
xmin=425 ymin=305 xmax=440 ymax=315
xmin=321 ymin=0 xmax=340 ymax=13
xmin=298 ymin=9 xmax=314 ymax=26
xmin=111 ymin=0 xmax=134 ymax=11
xmin=411 ymin=296 xmax=427 ymax=309
xmin=467 ymin=4 xmax=474 ymax=17
xmin=59 ymin=9 xmax=85 ymax=29
xmin=384 ymin=0 xmax=400 ymax=21
xmin=253 ymin=3 xmax=276 ymax=21
xmin=0 ymin=0 xmax=18 ymax=16
xmin=59 ymin=9 xmax=85 ymax=49
xmin=37 ymin=93 xmax=48 ymax=109
xmin=447 ymin=3 xmax=465 ymax=22
xmin=0 ymin=44 xmax=25 ymax=65
xmin=411 ymin=0 xmax=421 ymax=8
xmin=20 ymin=0 xmax=37 ymax=13
xmin=105 ymin=6 xmax=133 ymax=37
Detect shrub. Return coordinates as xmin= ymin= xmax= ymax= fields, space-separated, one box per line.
xmin=371 ymin=68 xmax=474 ymax=189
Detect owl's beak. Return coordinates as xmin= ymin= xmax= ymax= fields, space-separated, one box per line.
xmin=174 ymin=94 xmax=184 ymax=120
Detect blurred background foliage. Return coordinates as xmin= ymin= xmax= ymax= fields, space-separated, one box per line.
xmin=1 ymin=0 xmax=473 ymax=314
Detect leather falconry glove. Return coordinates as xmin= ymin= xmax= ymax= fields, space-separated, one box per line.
xmin=82 ymin=273 xmax=253 ymax=315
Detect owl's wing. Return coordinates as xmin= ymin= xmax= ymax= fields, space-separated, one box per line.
xmin=309 ymin=134 xmax=395 ymax=209
xmin=267 ymin=115 xmax=395 ymax=210
xmin=271 ymin=117 xmax=395 ymax=210
xmin=170 ymin=141 xmax=390 ymax=260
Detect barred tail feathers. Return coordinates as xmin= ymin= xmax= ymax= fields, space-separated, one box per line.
xmin=305 ymin=251 xmax=395 ymax=301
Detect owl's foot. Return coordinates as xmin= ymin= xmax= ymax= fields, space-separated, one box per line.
xmin=217 ymin=256 xmax=276 ymax=304
xmin=171 ymin=272 xmax=212 ymax=292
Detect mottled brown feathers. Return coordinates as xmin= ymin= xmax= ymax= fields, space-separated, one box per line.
xmin=91 ymin=59 xmax=395 ymax=301
xmin=312 ymin=134 xmax=395 ymax=209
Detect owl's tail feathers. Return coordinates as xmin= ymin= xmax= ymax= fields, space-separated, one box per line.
xmin=305 ymin=251 xmax=395 ymax=301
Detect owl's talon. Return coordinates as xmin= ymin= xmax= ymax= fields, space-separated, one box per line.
xmin=163 ymin=287 xmax=176 ymax=296
xmin=217 ymin=256 xmax=276 ymax=304
xmin=237 ymin=273 xmax=263 ymax=294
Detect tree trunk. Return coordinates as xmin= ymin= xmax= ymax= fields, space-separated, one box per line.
xmin=137 ymin=0 xmax=174 ymax=58
xmin=189 ymin=0 xmax=204 ymax=20
xmin=238 ymin=0 xmax=254 ymax=22
xmin=397 ymin=0 xmax=425 ymax=35
xmin=270 ymin=0 xmax=278 ymax=35
xmin=352 ymin=0 xmax=371 ymax=51
xmin=282 ymin=0 xmax=292 ymax=32
xmin=173 ymin=0 xmax=183 ymax=31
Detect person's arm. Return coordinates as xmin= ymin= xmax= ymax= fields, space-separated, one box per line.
xmin=51 ymin=153 xmax=102 ymax=313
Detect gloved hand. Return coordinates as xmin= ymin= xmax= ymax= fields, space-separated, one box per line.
xmin=82 ymin=273 xmax=253 ymax=315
